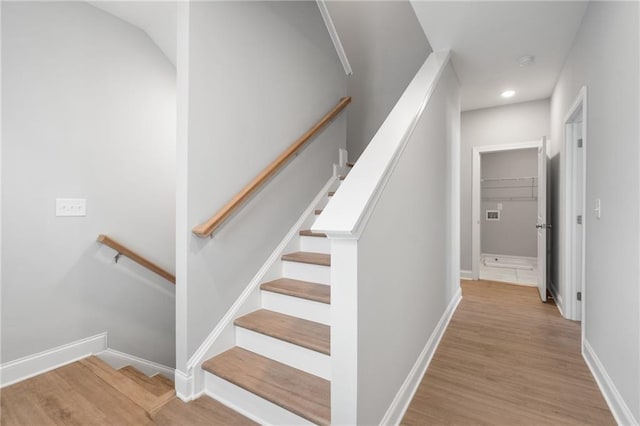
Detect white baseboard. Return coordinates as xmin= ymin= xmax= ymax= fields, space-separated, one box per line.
xmin=204 ymin=373 xmax=313 ymax=425
xmin=380 ymin=288 xmax=463 ymax=425
xmin=97 ymin=348 xmax=174 ymax=380
xmin=460 ymin=270 xmax=473 ymax=280
xmin=0 ymin=332 xmax=107 ymax=388
xmin=583 ymin=339 xmax=637 ymax=426
xmin=547 ymin=280 xmax=566 ymax=318
xmin=175 ymin=369 xmax=201 ymax=402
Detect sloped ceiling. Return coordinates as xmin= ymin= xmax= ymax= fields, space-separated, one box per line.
xmin=411 ymin=1 xmax=588 ymax=111
xmin=89 ymin=1 xmax=176 ymax=66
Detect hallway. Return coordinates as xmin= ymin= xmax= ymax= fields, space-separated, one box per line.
xmin=402 ymin=280 xmax=614 ymax=425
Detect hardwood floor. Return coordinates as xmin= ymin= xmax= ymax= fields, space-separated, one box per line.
xmin=402 ymin=280 xmax=615 ymax=425
xmin=0 ymin=361 xmax=255 ymax=425
xmin=0 ymin=280 xmax=615 ymax=425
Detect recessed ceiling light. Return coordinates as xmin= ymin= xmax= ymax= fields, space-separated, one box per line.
xmin=501 ymin=90 xmax=516 ymax=98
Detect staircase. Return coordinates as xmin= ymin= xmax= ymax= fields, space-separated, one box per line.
xmin=201 ymin=168 xmax=351 ymax=425
xmin=81 ymin=356 xmax=176 ymax=417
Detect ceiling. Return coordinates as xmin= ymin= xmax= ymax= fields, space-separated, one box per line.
xmin=89 ymin=1 xmax=176 ymax=66
xmin=411 ymin=1 xmax=588 ymax=111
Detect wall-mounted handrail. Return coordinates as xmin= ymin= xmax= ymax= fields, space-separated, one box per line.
xmin=97 ymin=234 xmax=175 ymax=284
xmin=192 ymin=96 xmax=351 ymax=238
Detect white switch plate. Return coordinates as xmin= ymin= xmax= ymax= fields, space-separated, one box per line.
xmin=594 ymin=198 xmax=601 ymax=219
xmin=497 ymin=203 xmax=503 ymax=210
xmin=56 ymin=198 xmax=86 ymax=217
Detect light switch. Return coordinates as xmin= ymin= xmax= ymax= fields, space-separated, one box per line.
xmin=56 ymin=198 xmax=86 ymax=217
xmin=594 ymin=198 xmax=601 ymax=219
xmin=497 ymin=203 xmax=503 ymax=210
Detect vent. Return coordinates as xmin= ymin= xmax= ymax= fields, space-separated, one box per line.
xmin=486 ymin=210 xmax=500 ymax=221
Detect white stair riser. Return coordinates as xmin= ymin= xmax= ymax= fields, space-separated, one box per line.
xmin=235 ymin=327 xmax=330 ymax=380
xmin=282 ymin=261 xmax=330 ymax=285
xmin=204 ymin=373 xmax=314 ymax=425
xmin=261 ymin=291 xmax=330 ymax=325
xmin=300 ymin=236 xmax=330 ymax=253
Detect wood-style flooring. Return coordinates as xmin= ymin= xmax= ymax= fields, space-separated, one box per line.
xmin=0 ymin=361 xmax=255 ymax=425
xmin=402 ymin=280 xmax=615 ymax=425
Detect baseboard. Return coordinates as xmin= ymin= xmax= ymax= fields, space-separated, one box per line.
xmin=547 ymin=279 xmax=565 ymax=318
xmin=97 ymin=348 xmax=174 ymax=380
xmin=460 ymin=270 xmax=473 ymax=280
xmin=583 ymin=339 xmax=637 ymax=425
xmin=380 ymin=288 xmax=463 ymax=425
xmin=175 ymin=369 xmax=201 ymax=402
xmin=0 ymin=332 xmax=107 ymax=388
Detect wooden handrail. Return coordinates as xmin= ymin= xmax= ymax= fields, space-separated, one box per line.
xmin=192 ymin=96 xmax=352 ymax=238
xmin=97 ymin=234 xmax=176 ymax=284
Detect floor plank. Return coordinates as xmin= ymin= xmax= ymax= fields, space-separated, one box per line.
xmin=0 ymin=361 xmax=253 ymax=426
xmin=152 ymin=396 xmax=257 ymax=425
xmin=401 ymin=280 xmax=615 ymax=426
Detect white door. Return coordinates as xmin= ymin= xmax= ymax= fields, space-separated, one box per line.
xmin=536 ymin=137 xmax=548 ymax=301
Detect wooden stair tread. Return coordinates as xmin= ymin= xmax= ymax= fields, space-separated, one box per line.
xmin=346 ymin=162 xmax=354 ymax=167
xmin=328 ymin=191 xmax=335 ymax=196
xmin=314 ymin=209 xmax=323 ymax=215
xmin=118 ymin=366 xmax=174 ymax=397
xmin=80 ymin=356 xmax=174 ymax=416
xmin=235 ymin=309 xmax=330 ymax=355
xmin=282 ymin=251 xmax=330 ymax=266
xmin=202 ymin=347 xmax=330 ymax=426
xmin=299 ymin=229 xmax=327 ymax=238
xmin=339 ymin=176 xmax=346 ymax=180
xmin=261 ymin=278 xmax=330 ymax=304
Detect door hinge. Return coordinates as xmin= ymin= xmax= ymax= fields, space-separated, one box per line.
xmin=577 ymin=215 xmax=582 ymax=224
xmin=578 ymin=138 xmax=583 ymax=148
xmin=577 ymin=291 xmax=582 ymax=301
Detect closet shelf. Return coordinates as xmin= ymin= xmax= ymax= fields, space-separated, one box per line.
xmin=482 ymin=196 xmax=538 ymax=202
xmin=481 ymin=176 xmax=537 ymax=201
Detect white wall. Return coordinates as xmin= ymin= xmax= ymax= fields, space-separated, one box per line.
xmin=481 ymin=149 xmax=538 ymax=257
xmin=1 ymin=2 xmax=176 ymax=366
xmin=355 ymin=61 xmax=459 ymax=425
xmin=460 ymin=99 xmax=550 ymax=272
xmin=179 ymin=1 xmax=347 ymax=369
xmin=550 ymin=1 xmax=639 ymax=422
xmin=325 ymin=1 xmax=432 ymax=160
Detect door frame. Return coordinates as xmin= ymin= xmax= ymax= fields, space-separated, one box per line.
xmin=471 ymin=140 xmax=544 ymax=280
xmin=563 ymin=86 xmax=587 ymax=324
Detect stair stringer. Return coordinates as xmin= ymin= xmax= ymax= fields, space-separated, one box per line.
xmin=178 ymin=173 xmax=340 ymax=402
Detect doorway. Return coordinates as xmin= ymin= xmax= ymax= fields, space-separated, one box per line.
xmin=563 ymin=86 xmax=587 ymax=322
xmin=472 ymin=139 xmax=549 ymax=301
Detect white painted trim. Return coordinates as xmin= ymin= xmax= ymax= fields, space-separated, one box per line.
xmin=204 ymin=374 xmax=313 ymax=425
xmin=471 ymin=140 xmax=543 ymax=280
xmin=0 ymin=333 xmax=107 ymax=388
xmin=175 ymin=368 xmax=201 ymax=402
xmin=381 ymin=289 xmax=462 ymax=425
xmin=460 ymin=270 xmax=473 ymax=280
xmin=235 ymin=328 xmax=330 ymax=380
xmin=312 ymin=51 xmax=451 ymax=239
xmin=185 ymin=176 xmax=340 ymax=375
xmin=562 ymin=85 xmax=587 ymax=323
xmin=547 ymin=279 xmax=566 ymax=318
xmin=96 ymin=349 xmax=174 ymax=380
xmin=175 ymin=0 xmax=190 ymax=376
xmin=583 ymin=340 xmax=637 ymax=426
xmin=330 ymin=238 xmax=359 ymax=425
xmin=316 ymin=0 xmax=352 ymax=76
